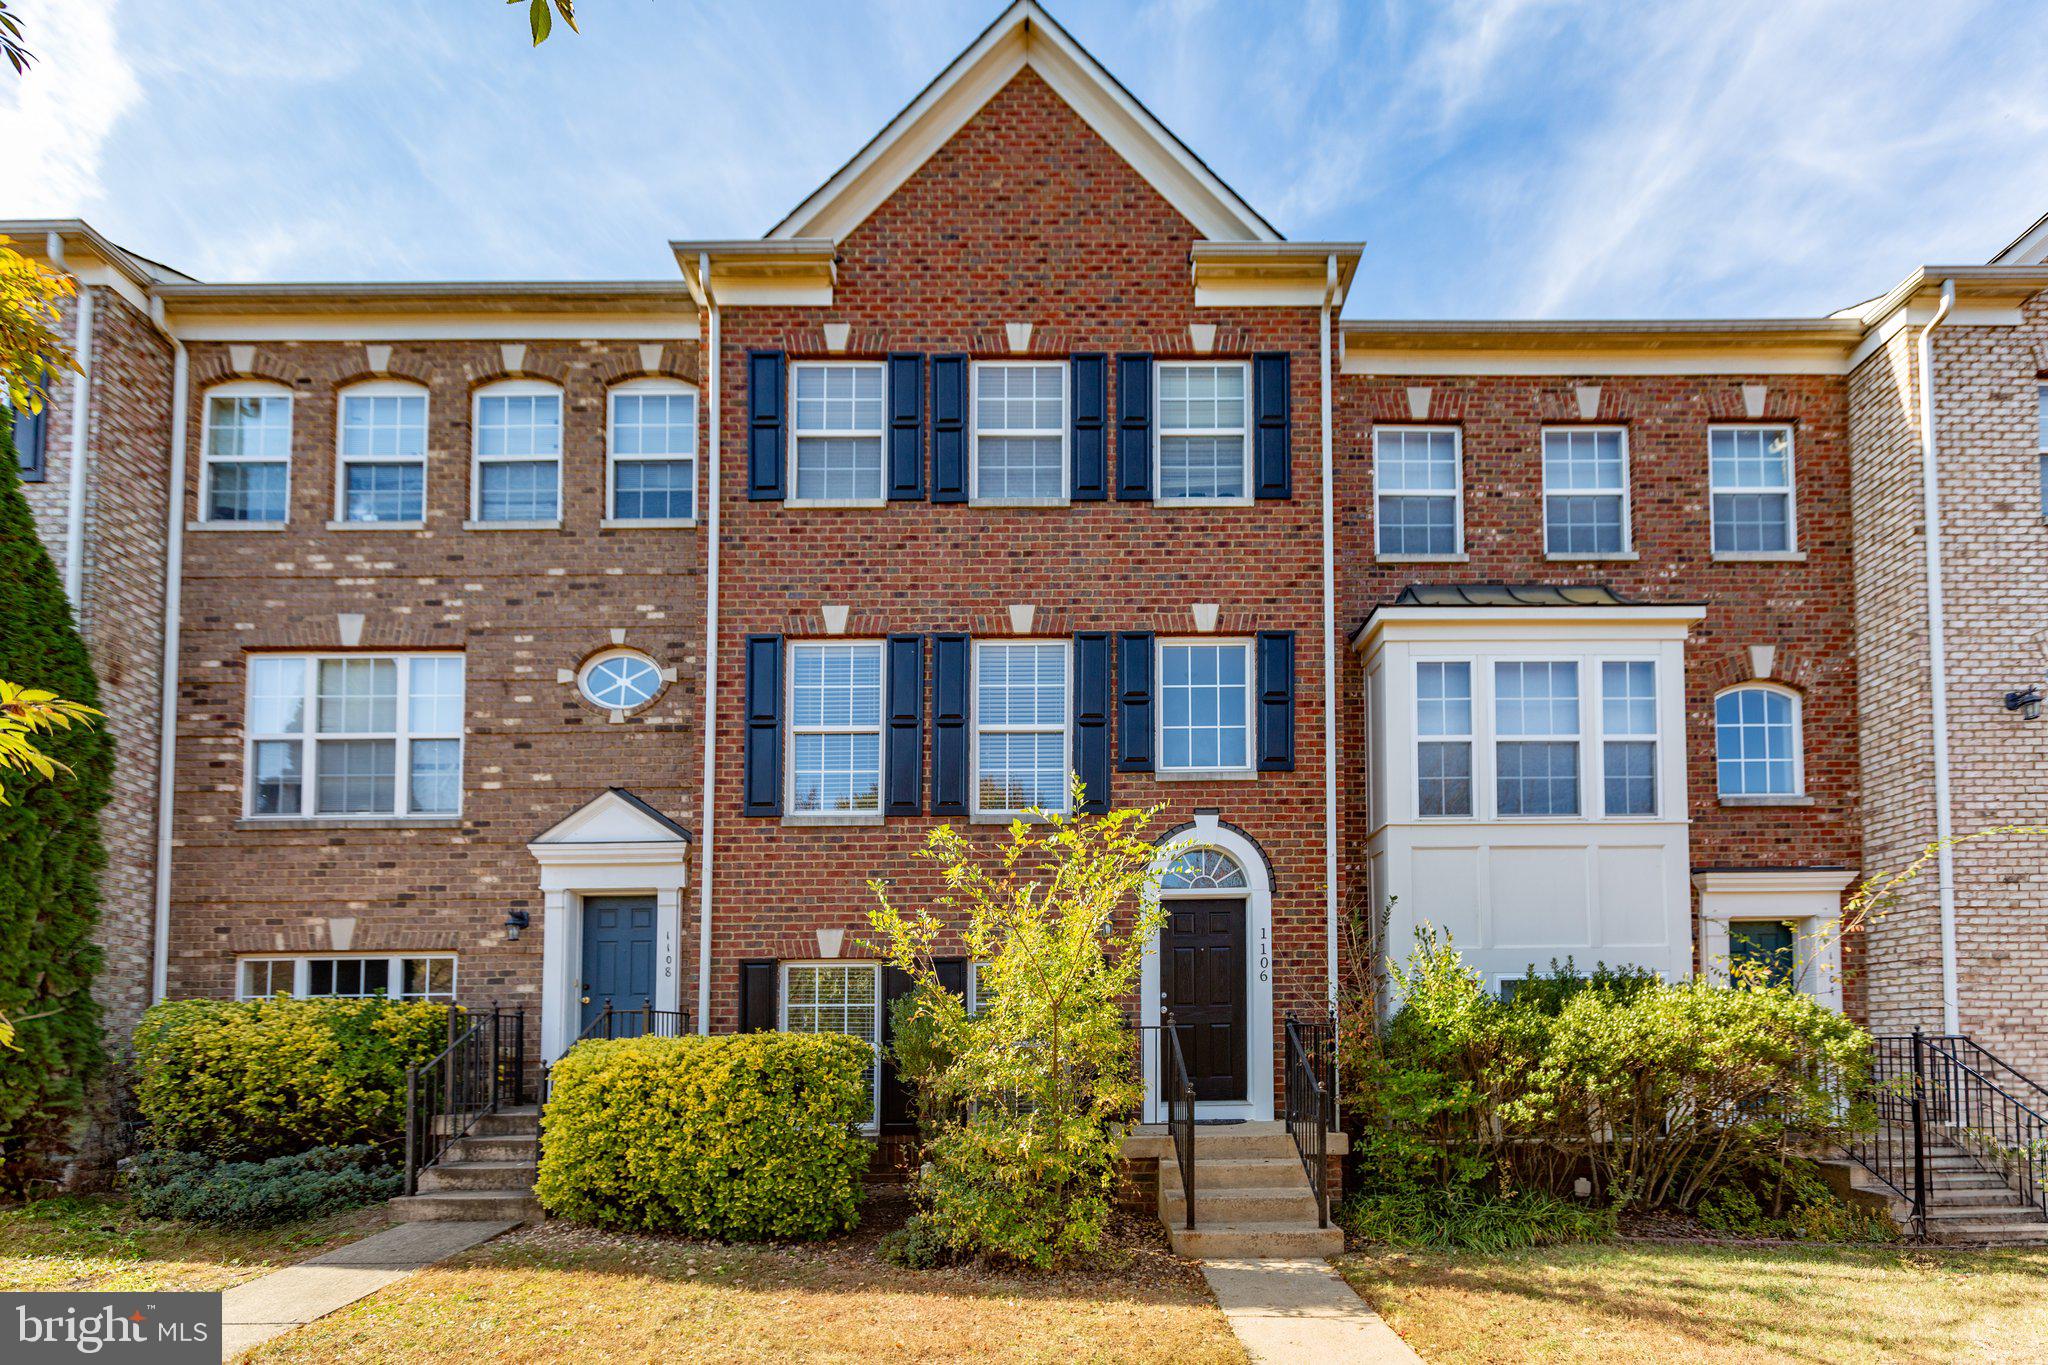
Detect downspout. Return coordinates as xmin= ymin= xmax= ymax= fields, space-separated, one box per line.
xmin=150 ymin=334 xmax=189 ymax=1002
xmin=1320 ymin=255 xmax=1340 ymax=1017
xmin=1915 ymin=278 xmax=1959 ymax=1034
xmin=60 ymin=267 xmax=96 ymax=608
xmin=695 ymin=253 xmax=720 ymax=1035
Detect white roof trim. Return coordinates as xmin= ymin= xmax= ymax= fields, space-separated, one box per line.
xmin=529 ymin=788 xmax=691 ymax=848
xmin=1991 ymin=210 xmax=2048 ymax=266
xmin=767 ymin=0 xmax=1279 ymax=245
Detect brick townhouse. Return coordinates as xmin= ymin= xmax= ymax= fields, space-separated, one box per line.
xmin=7 ymin=0 xmax=2048 ymax=1136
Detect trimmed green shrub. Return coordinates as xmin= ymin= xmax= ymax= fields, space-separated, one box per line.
xmin=535 ymin=1032 xmax=871 ymax=1240
xmin=127 ymin=1145 xmax=400 ymax=1228
xmin=0 ymin=437 xmax=111 ymax=1190
xmin=131 ymin=997 xmax=450 ymax=1159
xmin=1339 ymin=1184 xmax=1615 ymax=1253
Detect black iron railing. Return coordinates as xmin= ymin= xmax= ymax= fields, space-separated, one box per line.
xmin=402 ymin=1003 xmax=525 ymax=1196
xmin=1923 ymin=1035 xmax=2048 ymax=1223
xmin=1833 ymin=1030 xmax=1929 ymax=1238
xmin=1284 ymin=1012 xmax=1335 ymax=1228
xmin=1159 ymin=1010 xmax=1196 ymax=1231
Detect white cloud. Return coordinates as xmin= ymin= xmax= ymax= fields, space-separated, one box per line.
xmin=0 ymin=0 xmax=138 ymax=215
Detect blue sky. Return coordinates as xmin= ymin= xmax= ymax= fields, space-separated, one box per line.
xmin=2 ymin=0 xmax=2044 ymax=318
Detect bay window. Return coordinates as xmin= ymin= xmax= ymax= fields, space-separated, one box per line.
xmin=1494 ymin=661 xmax=1580 ymax=817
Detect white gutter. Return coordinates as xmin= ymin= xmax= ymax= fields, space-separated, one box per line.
xmin=1320 ymin=254 xmax=1340 ymax=1015
xmin=694 ymin=253 xmax=720 ymax=1035
xmin=60 ymin=269 xmax=95 ymax=607
xmin=150 ymin=336 xmax=189 ymax=1002
xmin=1915 ymin=278 xmax=1960 ymax=1034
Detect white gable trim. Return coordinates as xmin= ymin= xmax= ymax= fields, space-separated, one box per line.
xmin=767 ymin=1 xmax=1279 ymax=245
xmin=1991 ymin=210 xmax=2048 ymax=266
xmin=529 ymin=788 xmax=691 ymax=848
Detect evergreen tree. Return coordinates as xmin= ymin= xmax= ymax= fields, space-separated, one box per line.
xmin=0 ymin=415 xmax=110 ymax=1188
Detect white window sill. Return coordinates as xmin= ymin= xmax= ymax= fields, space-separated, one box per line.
xmin=238 ymin=816 xmax=463 ymax=830
xmin=463 ymin=519 xmax=561 ymax=531
xmin=970 ymin=811 xmax=1064 ymax=825
xmin=325 ymin=520 xmax=426 ymax=532
xmin=1712 ymin=550 xmax=1807 ymax=563
xmin=969 ymin=497 xmax=1070 ymax=509
xmin=600 ymin=517 xmax=698 ymax=529
xmin=781 ymin=812 xmax=886 ymax=827
xmin=1153 ymin=769 xmax=1258 ymax=782
xmin=786 ymin=498 xmax=888 ymax=510
xmin=1155 ymin=496 xmax=1256 ymax=509
xmin=1376 ymin=552 xmax=1469 ymax=564
xmin=1719 ymin=794 xmax=1814 ymax=807
xmin=188 ymin=520 xmax=286 ymax=532
xmin=1545 ymin=551 xmax=1638 ymax=562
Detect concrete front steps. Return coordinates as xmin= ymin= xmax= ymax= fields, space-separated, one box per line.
xmin=1837 ymin=1137 xmax=2048 ymax=1245
xmin=389 ymin=1105 xmax=543 ymax=1224
xmin=1132 ymin=1122 xmax=1345 ymax=1258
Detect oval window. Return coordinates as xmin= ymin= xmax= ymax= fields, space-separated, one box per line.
xmin=579 ymin=651 xmax=663 ymax=710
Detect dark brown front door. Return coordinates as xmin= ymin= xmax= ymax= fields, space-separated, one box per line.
xmin=1161 ymin=898 xmax=1248 ymax=1103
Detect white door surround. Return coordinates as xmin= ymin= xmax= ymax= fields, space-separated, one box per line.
xmin=526 ymin=788 xmax=692 ymax=1060
xmin=1693 ymin=867 xmax=1855 ymax=1009
xmin=1140 ymin=812 xmax=1275 ymax=1123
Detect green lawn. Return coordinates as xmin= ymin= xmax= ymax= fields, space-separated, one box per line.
xmin=1337 ymin=1241 xmax=2048 ymax=1363
xmin=0 ymin=1195 xmax=387 ymax=1294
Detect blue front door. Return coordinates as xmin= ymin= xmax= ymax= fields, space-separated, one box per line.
xmin=580 ymin=895 xmax=656 ymax=1034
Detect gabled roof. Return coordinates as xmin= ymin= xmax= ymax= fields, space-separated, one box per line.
xmin=529 ymin=787 xmax=693 ymax=845
xmin=767 ymin=0 xmax=1281 ymax=245
xmin=1991 ymin=209 xmax=2048 ymax=266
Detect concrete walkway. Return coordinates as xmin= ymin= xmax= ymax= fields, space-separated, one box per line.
xmin=218 ymin=1218 xmax=516 ymax=1360
xmin=1201 ymin=1258 xmax=1421 ymax=1363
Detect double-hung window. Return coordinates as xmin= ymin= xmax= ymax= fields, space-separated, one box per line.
xmin=1415 ymin=661 xmax=1473 ymax=817
xmin=472 ymin=381 xmax=562 ymax=523
xmin=972 ymin=362 xmax=1066 ymax=502
xmin=608 ymin=379 xmax=697 ymax=522
xmin=1157 ymin=361 xmax=1250 ymax=501
xmin=791 ymin=361 xmax=885 ymax=502
xmin=2037 ymin=386 xmax=2047 ymax=517
xmin=238 ymin=954 xmax=456 ymax=1001
xmin=201 ymin=383 xmax=293 ymax=523
xmin=787 ymin=641 xmax=883 ymax=815
xmin=1542 ymin=428 xmax=1628 ymax=555
xmin=337 ymin=382 xmax=428 ymax=524
xmin=1715 ymin=684 xmax=1801 ymax=797
xmin=245 ymin=653 xmax=464 ymax=818
xmin=1709 ymin=426 xmax=1795 ymax=554
xmin=973 ymin=640 xmax=1070 ymax=815
xmin=1158 ymin=640 xmax=1252 ymax=774
xmin=782 ymin=962 xmax=880 ymax=1128
xmin=1374 ymin=428 xmax=1462 ymax=556
xmin=1494 ymin=661 xmax=1580 ymax=816
xmin=1600 ymin=661 xmax=1657 ymax=816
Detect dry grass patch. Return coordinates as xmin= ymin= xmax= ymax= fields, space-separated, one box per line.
xmin=0 ymin=1194 xmax=387 ymax=1293
xmin=1337 ymin=1240 xmax=2048 ymax=1363
xmin=250 ymin=1197 xmax=1241 ymax=1365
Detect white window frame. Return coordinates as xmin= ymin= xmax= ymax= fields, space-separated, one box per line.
xmin=1373 ymin=426 xmax=1465 ymax=559
xmin=333 ymin=380 xmax=429 ymax=528
xmin=236 ymin=953 xmax=458 ymax=1001
xmin=1411 ymin=659 xmax=1475 ymax=820
xmin=1492 ymin=658 xmax=1584 ymax=820
xmin=200 ymin=380 xmax=294 ymax=526
xmin=789 ymin=360 xmax=887 ymax=507
xmin=1714 ymin=681 xmax=1806 ymax=800
xmin=966 ymin=961 xmax=992 ymax=1016
xmin=1595 ymin=659 xmax=1660 ymax=820
xmin=779 ymin=960 xmax=881 ymax=1131
xmin=970 ymin=637 xmax=1073 ymax=818
xmin=576 ymin=648 xmax=667 ymax=715
xmin=969 ymin=360 xmax=1069 ymax=507
xmin=784 ymin=639 xmax=886 ymax=820
xmin=243 ymin=652 xmax=465 ymax=820
xmin=469 ymin=379 xmax=563 ymax=528
xmin=605 ymin=377 xmax=699 ymax=527
xmin=1541 ymin=426 xmax=1632 ymax=559
xmin=1155 ymin=637 xmax=1255 ymax=778
xmin=1154 ymin=359 xmax=1253 ymax=506
xmin=1708 ymin=424 xmax=1799 ymax=559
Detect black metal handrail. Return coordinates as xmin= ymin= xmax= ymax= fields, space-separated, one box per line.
xmin=402 ymin=1003 xmax=525 ymax=1196
xmin=1922 ymin=1037 xmax=2048 ymax=1222
xmin=1284 ymin=1012 xmax=1334 ymax=1228
xmin=1159 ymin=1010 xmax=1196 ymax=1231
xmin=1833 ymin=1030 xmax=1929 ymax=1238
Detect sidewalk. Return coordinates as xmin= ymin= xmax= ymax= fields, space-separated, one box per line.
xmin=217 ymin=1218 xmax=515 ymax=1360
xmin=1201 ymin=1257 xmax=1422 ymax=1363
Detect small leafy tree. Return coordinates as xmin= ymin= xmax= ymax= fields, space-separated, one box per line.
xmin=868 ymin=785 xmax=1170 ymax=1267
xmin=0 ymin=238 xmax=77 ymax=408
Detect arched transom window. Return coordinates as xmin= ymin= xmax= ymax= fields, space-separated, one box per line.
xmin=1160 ymin=847 xmax=1248 ymax=890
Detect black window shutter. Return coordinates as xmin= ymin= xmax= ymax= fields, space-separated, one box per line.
xmin=9 ymin=390 xmax=47 ymax=483
xmin=1115 ymin=353 xmax=1153 ymax=501
xmin=1117 ymin=631 xmax=1155 ymax=771
xmin=887 ymin=353 xmax=925 ymax=499
xmin=885 ymin=633 xmax=924 ymax=816
xmin=1253 ymin=352 xmax=1292 ymax=499
xmin=747 ymin=350 xmax=786 ymax=500
xmin=933 ymin=957 xmax=967 ymax=998
xmin=742 ymin=634 xmax=783 ymax=815
xmin=931 ymin=632 xmax=971 ymax=813
xmin=879 ymin=964 xmax=917 ymax=1132
xmin=1070 ymin=353 xmax=1107 ymax=501
xmin=738 ymin=960 xmax=779 ymax=1031
xmin=1073 ymin=632 xmax=1111 ymax=813
xmin=1257 ymin=630 xmax=1296 ymax=771
xmin=931 ymin=354 xmax=968 ymax=503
